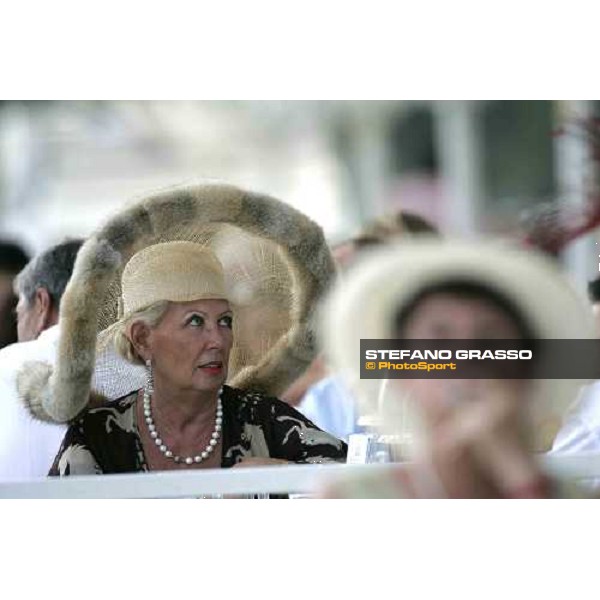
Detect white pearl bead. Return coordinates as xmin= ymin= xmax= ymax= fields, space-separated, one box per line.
xmin=209 ymin=439 xmax=217 ymax=447
xmin=145 ymin=417 xmax=153 ymax=424
xmin=211 ymin=431 xmax=219 ymax=439
xmin=185 ymin=457 xmax=193 ymax=465
xmin=144 ymin=410 xmax=151 ymax=417
xmin=194 ymin=456 xmax=202 ymax=463
xmin=159 ymin=445 xmax=167 ymax=452
xmin=155 ymin=438 xmax=162 ymax=446
xmin=165 ymin=450 xmax=173 ymax=458
xmin=150 ymin=431 xmax=158 ymax=439
xmin=201 ymin=451 xmax=209 ymax=459
xmin=215 ymin=417 xmax=222 ymax=425
xmin=215 ymin=424 xmax=222 ymax=432
xmin=148 ymin=424 xmax=156 ymax=432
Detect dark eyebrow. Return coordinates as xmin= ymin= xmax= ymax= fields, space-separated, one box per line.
xmin=184 ymin=310 xmax=233 ymax=318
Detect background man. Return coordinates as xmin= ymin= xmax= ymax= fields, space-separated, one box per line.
xmin=0 ymin=238 xmax=83 ymax=479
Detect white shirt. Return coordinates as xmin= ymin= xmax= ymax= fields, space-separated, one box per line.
xmin=0 ymin=326 xmax=67 ymax=480
xmin=550 ymin=380 xmax=600 ymax=491
xmin=297 ymin=375 xmax=363 ymax=442
xmin=551 ymin=381 xmax=600 ymax=454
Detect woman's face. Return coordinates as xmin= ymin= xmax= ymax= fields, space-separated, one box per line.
xmin=143 ymin=298 xmax=233 ymax=394
xmin=396 ymin=292 xmax=527 ymax=407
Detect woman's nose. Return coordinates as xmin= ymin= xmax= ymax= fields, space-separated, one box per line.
xmin=205 ymin=324 xmax=225 ymax=348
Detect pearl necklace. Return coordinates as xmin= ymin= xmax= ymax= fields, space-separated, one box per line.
xmin=142 ymin=387 xmax=223 ymax=465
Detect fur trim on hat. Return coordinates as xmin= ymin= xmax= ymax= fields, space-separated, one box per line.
xmin=19 ymin=183 xmax=335 ymax=423
xmin=16 ymin=361 xmax=55 ymax=423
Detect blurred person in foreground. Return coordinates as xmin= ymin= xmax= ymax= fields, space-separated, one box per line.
xmin=284 ymin=211 xmax=439 ymax=442
xmin=0 ymin=239 xmax=83 ymax=480
xmin=319 ymin=240 xmax=592 ymax=498
xmin=15 ymin=184 xmax=346 ymax=479
xmin=0 ymin=241 xmax=30 ymax=349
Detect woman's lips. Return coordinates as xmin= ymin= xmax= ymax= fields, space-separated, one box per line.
xmin=198 ymin=361 xmax=223 ymax=375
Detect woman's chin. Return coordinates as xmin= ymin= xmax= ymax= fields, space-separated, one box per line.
xmin=192 ymin=369 xmax=227 ymax=391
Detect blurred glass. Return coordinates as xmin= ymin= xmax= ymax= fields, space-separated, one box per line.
xmin=347 ymin=432 xmax=411 ymax=464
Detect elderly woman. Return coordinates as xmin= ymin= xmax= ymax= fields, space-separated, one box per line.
xmin=49 ymin=241 xmax=346 ymax=475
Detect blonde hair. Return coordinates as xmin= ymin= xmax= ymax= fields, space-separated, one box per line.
xmin=112 ymin=301 xmax=170 ymax=365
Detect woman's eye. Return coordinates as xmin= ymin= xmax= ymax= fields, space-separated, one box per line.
xmin=189 ymin=314 xmax=205 ymax=327
xmin=219 ymin=316 xmax=233 ymax=329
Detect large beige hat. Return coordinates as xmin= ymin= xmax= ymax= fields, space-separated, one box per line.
xmin=18 ymin=183 xmax=336 ymax=423
xmin=320 ymin=238 xmax=595 ymax=453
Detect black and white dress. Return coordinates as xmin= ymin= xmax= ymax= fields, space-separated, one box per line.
xmin=49 ymin=385 xmax=347 ymax=475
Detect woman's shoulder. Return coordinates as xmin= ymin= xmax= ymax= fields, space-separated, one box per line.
xmin=224 ymin=385 xmax=347 ymax=462
xmin=71 ymin=391 xmax=138 ymax=428
xmin=54 ymin=391 xmax=141 ymax=476
xmin=223 ymin=385 xmax=338 ymax=434
xmin=223 ymin=385 xmax=298 ymax=415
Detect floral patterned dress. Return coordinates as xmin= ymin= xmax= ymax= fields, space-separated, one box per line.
xmin=49 ymin=385 xmax=347 ymax=475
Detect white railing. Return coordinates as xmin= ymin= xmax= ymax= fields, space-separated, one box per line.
xmin=0 ymin=454 xmax=599 ymax=498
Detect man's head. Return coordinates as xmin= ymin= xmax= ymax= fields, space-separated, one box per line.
xmin=333 ymin=210 xmax=440 ymax=270
xmin=354 ymin=211 xmax=439 ymax=248
xmin=14 ymin=239 xmax=84 ymax=342
xmin=0 ymin=241 xmax=30 ymax=348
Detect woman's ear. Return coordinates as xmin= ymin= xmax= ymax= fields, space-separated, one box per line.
xmin=129 ymin=321 xmax=152 ymax=362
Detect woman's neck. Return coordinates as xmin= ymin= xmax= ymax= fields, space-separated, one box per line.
xmin=148 ymin=378 xmax=222 ymax=434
